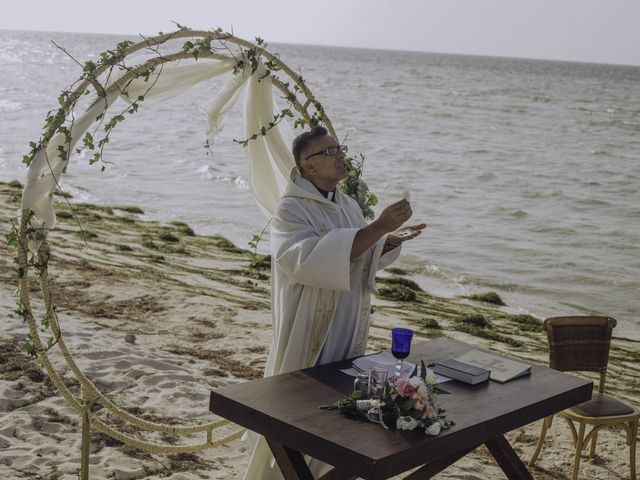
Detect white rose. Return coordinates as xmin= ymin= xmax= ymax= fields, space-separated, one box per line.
xmin=425 ymin=422 xmax=442 ymax=436
xmin=409 ymin=376 xmax=425 ymax=388
xmin=396 ymin=416 xmax=421 ymax=431
xmin=424 ymin=373 xmax=438 ymax=385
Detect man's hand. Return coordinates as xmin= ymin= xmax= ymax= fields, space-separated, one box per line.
xmin=376 ymin=199 xmax=413 ymax=233
xmin=384 ymin=223 xmax=427 ymax=252
xmin=351 ymin=200 xmax=422 ymax=260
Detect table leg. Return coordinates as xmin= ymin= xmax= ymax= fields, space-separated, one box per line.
xmin=264 ymin=437 xmax=357 ymax=480
xmin=485 ymin=435 xmax=534 ymax=480
xmin=403 ymin=445 xmax=478 ymax=479
xmin=317 ymin=469 xmax=358 ymax=480
xmin=265 ymin=436 xmax=315 ymax=480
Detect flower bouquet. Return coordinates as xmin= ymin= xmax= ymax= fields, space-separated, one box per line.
xmin=321 ymin=360 xmax=454 ymax=435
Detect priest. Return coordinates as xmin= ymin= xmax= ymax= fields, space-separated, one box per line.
xmin=244 ymin=126 xmax=427 ymax=479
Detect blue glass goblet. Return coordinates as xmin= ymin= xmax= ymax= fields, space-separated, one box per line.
xmin=391 ymin=328 xmax=414 ymax=377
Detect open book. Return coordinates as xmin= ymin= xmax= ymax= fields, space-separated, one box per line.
xmin=454 ymin=350 xmax=532 ymax=383
xmin=339 ymin=352 xmax=452 ymax=384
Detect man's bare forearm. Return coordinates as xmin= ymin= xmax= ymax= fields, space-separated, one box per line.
xmin=350 ymin=220 xmax=387 ymax=261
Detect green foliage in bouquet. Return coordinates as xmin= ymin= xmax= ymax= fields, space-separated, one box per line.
xmin=321 ymin=360 xmax=454 ymax=435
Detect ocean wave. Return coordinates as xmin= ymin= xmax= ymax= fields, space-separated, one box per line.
xmin=0 ymin=99 xmax=22 ymax=111
xmin=466 ymin=149 xmax=490 ymax=155
xmin=530 ymin=95 xmax=552 ymax=103
xmin=474 ymin=172 xmax=496 ymax=182
xmin=530 ymin=224 xmax=577 ymax=235
xmin=0 ymin=51 xmax=21 ymax=64
xmin=509 ymin=209 xmax=528 ymax=219
xmin=586 ymin=119 xmax=640 ymax=131
xmin=502 ymin=106 xmax=528 ymax=114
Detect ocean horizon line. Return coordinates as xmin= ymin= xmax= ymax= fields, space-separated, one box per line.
xmin=2 ymin=27 xmax=640 ymax=69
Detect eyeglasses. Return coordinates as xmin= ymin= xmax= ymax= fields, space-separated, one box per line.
xmin=304 ymin=145 xmax=348 ymax=160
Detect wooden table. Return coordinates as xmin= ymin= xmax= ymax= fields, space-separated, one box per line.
xmin=209 ymin=338 xmax=593 ymax=479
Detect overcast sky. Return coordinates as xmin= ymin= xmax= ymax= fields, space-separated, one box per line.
xmin=2 ymin=0 xmax=640 ymax=66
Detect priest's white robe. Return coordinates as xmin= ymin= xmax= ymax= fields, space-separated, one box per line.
xmin=243 ymin=169 xmax=401 ymax=479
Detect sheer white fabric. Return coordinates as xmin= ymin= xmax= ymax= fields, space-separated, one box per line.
xmin=119 ymin=59 xmax=236 ymax=107
xmin=22 ymin=90 xmax=120 ymax=228
xmin=22 ymin=56 xmax=294 ymax=229
xmin=244 ymin=63 xmax=295 ymax=218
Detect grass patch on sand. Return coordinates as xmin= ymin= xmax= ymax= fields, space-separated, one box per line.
xmin=211 ymin=235 xmax=246 ymax=254
xmin=456 ymin=314 xmax=491 ymax=328
xmin=385 ymin=267 xmax=408 ymax=276
xmin=448 ymin=313 xmax=523 ymax=347
xmin=166 ymin=345 xmax=263 ymax=379
xmin=249 ymin=254 xmax=271 ymax=271
xmin=169 ymin=221 xmax=196 ymax=236
xmin=56 ymin=211 xmax=74 ymax=219
xmin=465 ymin=292 xmax=505 ymax=306
xmin=422 ymin=318 xmax=441 ymax=329
xmin=115 ymin=205 xmax=144 ymax=214
xmin=159 ymin=232 xmax=180 ymax=243
xmin=377 ymin=285 xmax=417 ymax=302
xmin=508 ymin=314 xmax=542 ymax=332
xmin=377 ymin=276 xmax=423 ymax=292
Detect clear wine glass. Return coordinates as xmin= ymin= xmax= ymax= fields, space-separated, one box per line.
xmin=391 ymin=328 xmax=414 ymax=377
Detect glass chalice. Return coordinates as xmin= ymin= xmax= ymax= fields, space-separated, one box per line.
xmin=391 ymin=328 xmax=414 ymax=377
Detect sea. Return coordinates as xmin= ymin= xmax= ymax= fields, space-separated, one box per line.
xmin=1 ymin=30 xmax=639 ymax=340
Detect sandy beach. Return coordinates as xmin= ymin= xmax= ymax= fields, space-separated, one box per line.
xmin=1 ymin=179 xmax=638 ymax=480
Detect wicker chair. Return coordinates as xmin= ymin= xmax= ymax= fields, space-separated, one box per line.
xmin=529 ymin=316 xmax=639 ymax=479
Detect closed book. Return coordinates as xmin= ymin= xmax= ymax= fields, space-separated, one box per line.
xmin=433 ymin=358 xmax=490 ymax=385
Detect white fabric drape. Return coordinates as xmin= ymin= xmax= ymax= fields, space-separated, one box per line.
xmin=244 ymin=64 xmax=295 ymax=218
xmin=22 ymin=90 xmax=120 ymax=228
xmin=119 ymin=60 xmax=236 ymax=107
xmin=22 ymin=56 xmax=294 ymax=229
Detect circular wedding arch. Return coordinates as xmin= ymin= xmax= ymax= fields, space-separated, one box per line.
xmin=15 ymin=27 xmax=347 ymax=478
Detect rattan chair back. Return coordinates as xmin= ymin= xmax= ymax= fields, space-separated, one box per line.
xmin=543 ymin=315 xmax=615 ymax=377
xmin=532 ymin=315 xmax=639 ymax=480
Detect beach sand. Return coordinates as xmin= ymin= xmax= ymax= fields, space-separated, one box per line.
xmin=0 ymin=180 xmax=638 ymax=479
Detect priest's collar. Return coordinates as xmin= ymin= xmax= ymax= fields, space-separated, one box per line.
xmin=315 ymin=186 xmax=336 ymax=202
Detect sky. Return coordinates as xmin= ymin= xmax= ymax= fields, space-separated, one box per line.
xmin=2 ymin=0 xmax=640 ymax=66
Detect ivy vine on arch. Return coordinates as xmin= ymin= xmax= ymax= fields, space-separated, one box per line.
xmin=11 ymin=25 xmax=378 ymax=478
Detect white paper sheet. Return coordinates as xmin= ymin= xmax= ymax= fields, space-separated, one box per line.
xmin=340 ymin=351 xmax=452 ymax=383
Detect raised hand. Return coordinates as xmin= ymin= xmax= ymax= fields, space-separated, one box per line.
xmin=377 ymin=199 xmax=413 ymax=233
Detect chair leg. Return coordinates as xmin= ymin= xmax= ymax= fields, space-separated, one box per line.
xmin=629 ymin=419 xmax=638 ymax=480
xmin=571 ymin=422 xmax=586 ymax=480
xmin=529 ymin=415 xmax=553 ymax=466
xmin=563 ymin=417 xmax=578 ymax=447
xmin=589 ymin=429 xmax=598 ymax=459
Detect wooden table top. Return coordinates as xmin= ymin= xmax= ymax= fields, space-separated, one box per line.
xmin=209 ymin=337 xmax=593 ymax=479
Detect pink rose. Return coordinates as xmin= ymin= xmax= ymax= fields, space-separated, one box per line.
xmin=393 ymin=377 xmax=417 ymax=397
xmin=414 ymin=385 xmax=438 ymax=420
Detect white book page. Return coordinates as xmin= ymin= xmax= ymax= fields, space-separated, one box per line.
xmin=341 ymin=351 xmax=451 ymax=383
xmin=455 ymin=350 xmax=531 ymax=383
